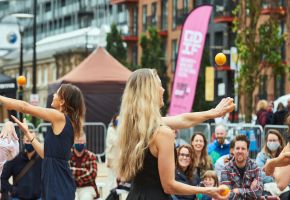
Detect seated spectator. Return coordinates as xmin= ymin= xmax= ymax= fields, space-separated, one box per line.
xmin=172 ymin=145 xmax=196 ymax=200
xmin=208 ymin=124 xmax=230 ymax=165
xmin=1 ymin=133 xmax=42 ymax=200
xmin=197 ymin=170 xmax=219 ymax=200
xmin=69 ymin=133 xmax=99 ymax=200
xmin=214 ymin=140 xmax=235 ymax=181
xmin=256 ymin=129 xmax=285 ymax=184
xmin=191 ymin=132 xmax=213 ymax=185
xmin=0 ymin=121 xmax=19 ymax=200
xmin=221 ymin=134 xmax=263 ymax=200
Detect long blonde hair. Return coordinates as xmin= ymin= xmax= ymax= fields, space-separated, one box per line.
xmin=117 ymin=68 xmax=162 ymax=181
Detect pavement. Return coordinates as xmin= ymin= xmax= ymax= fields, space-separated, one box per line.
xmin=97 ymin=162 xmax=128 ymax=200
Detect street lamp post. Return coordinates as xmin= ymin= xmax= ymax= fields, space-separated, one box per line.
xmin=10 ymin=13 xmax=33 ymax=121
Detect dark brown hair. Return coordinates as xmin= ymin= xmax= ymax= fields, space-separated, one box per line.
xmin=58 ymin=84 xmax=85 ymax=138
xmin=190 ymin=132 xmax=212 ymax=170
xmin=202 ymin=170 xmax=219 ymax=187
xmin=176 ymin=145 xmax=194 ymax=181
xmin=234 ymin=134 xmax=250 ymax=149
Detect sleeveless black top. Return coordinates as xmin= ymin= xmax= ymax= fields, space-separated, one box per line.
xmin=126 ymin=149 xmax=172 ymax=200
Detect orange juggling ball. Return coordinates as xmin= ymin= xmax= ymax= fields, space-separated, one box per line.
xmin=17 ymin=75 xmax=27 ymax=87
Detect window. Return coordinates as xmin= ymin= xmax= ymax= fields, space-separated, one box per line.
xmin=142 ymin=5 xmax=147 ymax=31
xmin=64 ymin=16 xmax=72 ymax=27
xmin=45 ymin=2 xmax=51 ymax=12
xmin=215 ymin=31 xmax=224 ymax=46
xmin=274 ymin=73 xmax=285 ymax=99
xmin=172 ymin=0 xmax=177 ymax=29
xmin=259 ymin=75 xmax=267 ymax=99
xmin=161 ymin=0 xmax=168 ymax=30
xmin=151 ymin=2 xmax=157 ymax=27
xmin=183 ymin=0 xmax=189 ymax=13
xmin=171 ymin=40 xmax=178 ymax=72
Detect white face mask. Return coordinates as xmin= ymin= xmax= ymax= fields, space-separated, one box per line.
xmin=267 ymin=142 xmax=280 ymax=152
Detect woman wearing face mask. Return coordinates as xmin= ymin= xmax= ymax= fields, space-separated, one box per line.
xmin=256 ymin=129 xmax=285 ymax=184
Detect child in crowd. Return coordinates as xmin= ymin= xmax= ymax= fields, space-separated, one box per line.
xmin=197 ymin=170 xmax=219 ymax=200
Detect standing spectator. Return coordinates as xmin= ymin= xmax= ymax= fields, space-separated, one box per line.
xmin=221 ymin=135 xmax=263 ymax=200
xmin=214 ymin=140 xmax=235 ymax=181
xmin=256 ymin=100 xmax=269 ymax=127
xmin=0 ymin=83 xmax=86 ymax=200
xmin=191 ymin=132 xmax=213 ymax=185
xmin=266 ymin=101 xmax=274 ymax=124
xmin=172 ymin=145 xmax=196 ymax=200
xmin=0 ymin=121 xmax=19 ymax=200
xmin=208 ymin=124 xmax=230 ymax=165
xmin=106 ymin=114 xmax=119 ymax=190
xmin=273 ymin=103 xmax=287 ymax=125
xmin=69 ymin=133 xmax=99 ymax=200
xmin=1 ymin=133 xmax=42 ymax=200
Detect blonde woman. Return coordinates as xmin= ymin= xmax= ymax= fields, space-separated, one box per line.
xmin=117 ymin=68 xmax=234 ymax=200
xmin=256 ymin=99 xmax=268 ymax=127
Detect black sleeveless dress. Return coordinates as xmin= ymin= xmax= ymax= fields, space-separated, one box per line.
xmin=42 ymin=115 xmax=76 ymax=200
xmin=126 ymin=149 xmax=172 ymax=200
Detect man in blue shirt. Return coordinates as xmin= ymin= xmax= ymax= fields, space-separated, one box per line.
xmin=0 ymin=133 xmax=42 ymax=200
xmin=208 ymin=124 xmax=230 ymax=165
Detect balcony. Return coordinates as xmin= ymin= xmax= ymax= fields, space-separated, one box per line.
xmin=122 ymin=25 xmax=138 ymax=42
xmin=261 ymin=0 xmax=286 ymax=15
xmin=158 ymin=16 xmax=168 ymax=37
xmin=110 ymin=0 xmax=138 ymax=4
xmin=214 ymin=0 xmax=236 ymax=23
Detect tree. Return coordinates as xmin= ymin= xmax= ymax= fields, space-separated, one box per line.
xmin=106 ymin=23 xmax=127 ymax=66
xmin=140 ymin=27 xmax=170 ymax=114
xmin=233 ymin=0 xmax=287 ymax=122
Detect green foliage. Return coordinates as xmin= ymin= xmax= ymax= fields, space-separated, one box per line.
xmin=24 ymin=114 xmax=42 ymax=128
xmin=233 ymin=0 xmax=287 ymax=122
xmin=106 ymin=23 xmax=128 ymax=67
xmin=140 ymin=27 xmax=170 ymax=114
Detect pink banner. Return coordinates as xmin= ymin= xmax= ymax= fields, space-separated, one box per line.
xmin=168 ymin=5 xmax=212 ymax=115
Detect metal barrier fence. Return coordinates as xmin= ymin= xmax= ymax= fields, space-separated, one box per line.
xmin=36 ymin=122 xmax=106 ymax=162
xmin=210 ymin=123 xmax=264 ymax=159
xmin=176 ymin=123 xmax=211 ymax=147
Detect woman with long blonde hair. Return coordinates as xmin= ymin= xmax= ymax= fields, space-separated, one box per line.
xmin=118 ymin=68 xmax=233 ymax=200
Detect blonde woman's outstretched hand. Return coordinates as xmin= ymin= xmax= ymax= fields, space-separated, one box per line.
xmin=11 ymin=116 xmax=34 ymax=141
xmin=0 ymin=121 xmax=18 ymax=143
xmin=207 ymin=186 xmax=230 ymax=200
xmin=213 ymin=97 xmax=235 ymax=118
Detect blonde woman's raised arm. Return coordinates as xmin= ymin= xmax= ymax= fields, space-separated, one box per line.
xmin=0 ymin=95 xmax=63 ymax=124
xmin=153 ymin=126 xmax=229 ymax=200
xmin=163 ymin=97 xmax=234 ymax=130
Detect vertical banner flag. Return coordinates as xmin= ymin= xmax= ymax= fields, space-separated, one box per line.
xmin=168 ymin=5 xmax=212 ymax=115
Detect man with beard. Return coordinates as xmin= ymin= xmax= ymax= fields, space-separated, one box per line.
xmin=208 ymin=124 xmax=230 ymax=165
xmin=220 ymin=135 xmax=263 ymax=200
